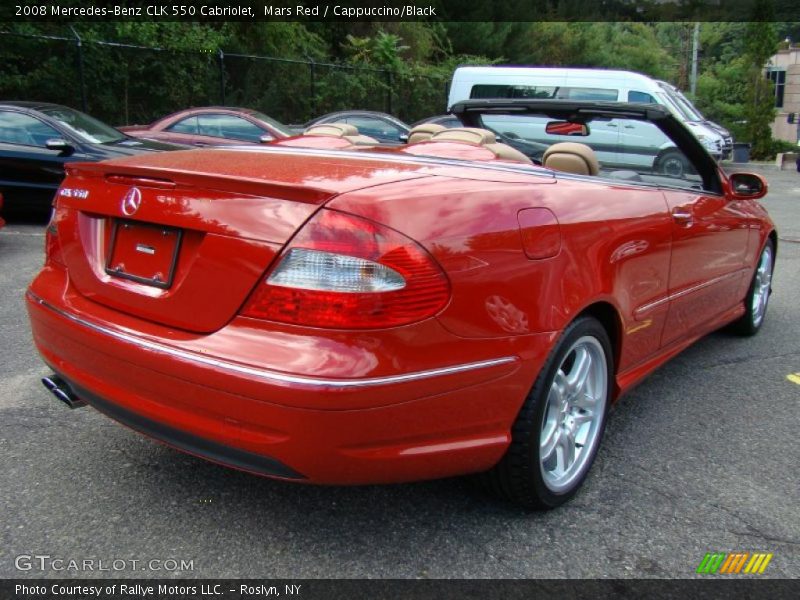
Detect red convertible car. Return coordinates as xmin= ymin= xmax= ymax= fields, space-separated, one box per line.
xmin=27 ymin=100 xmax=775 ymax=509
xmin=119 ymin=107 xmax=296 ymax=147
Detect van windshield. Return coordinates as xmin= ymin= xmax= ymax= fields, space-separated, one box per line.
xmin=670 ymin=93 xmax=705 ymax=121
xmin=656 ymin=92 xmax=696 ymax=122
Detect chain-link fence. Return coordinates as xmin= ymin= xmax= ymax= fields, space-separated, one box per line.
xmin=0 ymin=32 xmax=450 ymax=128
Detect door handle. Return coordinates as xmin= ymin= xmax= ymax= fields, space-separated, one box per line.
xmin=672 ymin=210 xmax=693 ymax=226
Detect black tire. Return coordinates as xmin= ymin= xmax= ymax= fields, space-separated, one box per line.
xmin=729 ymin=239 xmax=775 ymax=336
xmin=479 ymin=316 xmax=613 ymax=509
xmin=655 ymin=149 xmax=689 ymax=178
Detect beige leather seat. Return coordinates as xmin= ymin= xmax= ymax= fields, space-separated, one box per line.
xmin=344 ymin=134 xmax=380 ymax=145
xmin=542 ymin=142 xmax=599 ymax=175
xmin=430 ymin=127 xmax=497 ymax=145
xmin=304 ymin=123 xmax=359 ymax=137
xmin=407 ymin=123 xmax=446 ymax=143
xmin=428 ymin=127 xmax=533 ymax=165
xmin=303 ymin=123 xmax=378 ymax=146
xmin=484 ymin=142 xmax=533 ymax=165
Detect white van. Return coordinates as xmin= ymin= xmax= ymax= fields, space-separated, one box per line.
xmin=656 ymin=80 xmax=734 ymax=158
xmin=448 ymin=66 xmax=724 ymax=159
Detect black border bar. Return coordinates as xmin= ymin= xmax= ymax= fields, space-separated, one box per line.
xmin=3 ymin=0 xmax=799 ymax=22
xmin=3 ymin=579 xmax=799 ymax=600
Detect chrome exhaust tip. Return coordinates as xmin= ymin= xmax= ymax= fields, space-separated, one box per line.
xmin=41 ymin=375 xmax=87 ymax=409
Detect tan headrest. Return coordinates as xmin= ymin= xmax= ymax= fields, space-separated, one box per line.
xmin=408 ymin=123 xmax=447 ymax=144
xmin=343 ymin=134 xmax=379 ymax=145
xmin=484 ymin=143 xmax=533 ymax=165
xmin=304 ymin=123 xmax=359 ymax=138
xmin=430 ymin=127 xmax=496 ymax=145
xmin=542 ymin=142 xmax=599 ymax=176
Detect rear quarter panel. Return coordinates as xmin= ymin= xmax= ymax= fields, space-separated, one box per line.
xmin=328 ymin=173 xmax=674 ymax=375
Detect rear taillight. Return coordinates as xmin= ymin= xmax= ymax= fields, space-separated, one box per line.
xmin=241 ymin=209 xmax=450 ymax=329
xmin=45 ymin=203 xmax=65 ymax=267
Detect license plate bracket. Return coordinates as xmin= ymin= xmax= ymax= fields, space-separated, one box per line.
xmin=105 ymin=219 xmax=182 ymax=289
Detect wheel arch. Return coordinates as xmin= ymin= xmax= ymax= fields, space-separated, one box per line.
xmin=768 ymin=229 xmax=778 ymax=260
xmin=575 ymin=301 xmax=623 ymax=399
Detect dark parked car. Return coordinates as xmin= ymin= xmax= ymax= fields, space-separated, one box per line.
xmin=304 ymin=111 xmax=410 ymax=144
xmin=0 ymin=102 xmax=183 ymax=217
xmin=120 ymin=107 xmax=298 ymax=147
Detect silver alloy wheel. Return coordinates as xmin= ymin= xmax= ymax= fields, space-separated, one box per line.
xmin=752 ymin=245 xmax=773 ymax=327
xmin=539 ymin=336 xmax=608 ymax=493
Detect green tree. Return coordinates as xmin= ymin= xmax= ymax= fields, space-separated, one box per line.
xmin=742 ymin=17 xmax=778 ymax=158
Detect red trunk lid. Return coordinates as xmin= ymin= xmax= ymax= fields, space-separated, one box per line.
xmin=54 ymin=148 xmax=434 ymax=333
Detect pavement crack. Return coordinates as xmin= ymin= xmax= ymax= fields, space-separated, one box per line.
xmin=698 ymin=350 xmax=800 ymax=370
xmin=726 ymin=529 xmax=800 ymax=547
xmin=606 ymin=457 xmax=799 ymax=549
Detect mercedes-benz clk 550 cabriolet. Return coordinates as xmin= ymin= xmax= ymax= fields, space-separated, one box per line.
xmin=27 ymin=100 xmax=776 ymax=509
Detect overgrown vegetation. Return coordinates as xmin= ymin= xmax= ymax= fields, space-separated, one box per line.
xmin=1 ymin=21 xmax=795 ymax=157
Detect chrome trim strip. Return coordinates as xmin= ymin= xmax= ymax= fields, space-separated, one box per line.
xmin=634 ymin=269 xmax=748 ymax=318
xmin=28 ymin=293 xmax=517 ymax=389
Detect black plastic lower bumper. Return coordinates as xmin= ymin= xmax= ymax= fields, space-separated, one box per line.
xmin=56 ymin=374 xmax=306 ymax=480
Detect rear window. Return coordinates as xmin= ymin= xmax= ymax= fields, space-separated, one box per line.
xmin=197 ymin=114 xmax=264 ymax=142
xmin=168 ymin=116 xmax=199 ymax=134
xmin=470 ymin=84 xmax=618 ymax=101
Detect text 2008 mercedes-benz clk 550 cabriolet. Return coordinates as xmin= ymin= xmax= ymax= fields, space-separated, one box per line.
xmin=27 ymin=100 xmax=776 ymax=509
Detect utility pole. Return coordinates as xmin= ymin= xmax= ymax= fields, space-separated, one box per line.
xmin=690 ymin=22 xmax=700 ymax=96
xmin=68 ymin=24 xmax=88 ymax=112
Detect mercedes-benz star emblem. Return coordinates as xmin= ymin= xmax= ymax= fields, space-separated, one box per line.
xmin=121 ymin=187 xmax=142 ymax=216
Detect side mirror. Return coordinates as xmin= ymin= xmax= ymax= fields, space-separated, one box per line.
xmin=399 ymin=133 xmax=409 ymax=143
xmin=729 ymin=172 xmax=767 ymax=200
xmin=45 ymin=138 xmax=74 ymax=155
xmin=258 ymin=134 xmax=274 ymax=144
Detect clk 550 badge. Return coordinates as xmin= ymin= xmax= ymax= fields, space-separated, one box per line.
xmin=59 ymin=188 xmax=89 ymax=199
xmin=121 ymin=187 xmax=142 ymax=216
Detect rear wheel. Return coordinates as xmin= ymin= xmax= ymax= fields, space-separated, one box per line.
xmin=730 ymin=240 xmax=774 ymax=336
xmin=481 ymin=316 xmax=613 ymax=509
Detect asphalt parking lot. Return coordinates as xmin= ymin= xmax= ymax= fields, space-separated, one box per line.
xmin=1 ymin=166 xmax=798 ymax=580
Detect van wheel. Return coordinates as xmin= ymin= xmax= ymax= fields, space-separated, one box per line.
xmin=479 ymin=316 xmax=613 ymax=509
xmin=656 ymin=150 xmax=689 ymax=177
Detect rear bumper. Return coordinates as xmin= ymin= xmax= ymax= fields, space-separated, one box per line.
xmin=27 ymin=269 xmax=554 ymax=484
xmin=59 ymin=374 xmax=304 ymax=479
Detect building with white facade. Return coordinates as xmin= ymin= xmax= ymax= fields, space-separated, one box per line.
xmin=766 ymin=45 xmax=800 ymax=143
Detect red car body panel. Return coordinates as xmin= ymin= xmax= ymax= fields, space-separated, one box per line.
xmin=26 ymin=134 xmax=775 ymax=484
xmin=120 ymin=107 xmax=291 ymax=147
